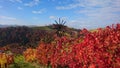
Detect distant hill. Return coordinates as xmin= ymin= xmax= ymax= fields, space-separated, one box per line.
xmin=0 ymin=24 xmax=81 ymax=47
xmin=0 ymin=24 xmax=8 ymax=28
xmin=0 ymin=24 xmax=19 ymax=28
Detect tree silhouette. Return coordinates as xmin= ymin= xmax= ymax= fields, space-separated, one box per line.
xmin=52 ymin=18 xmax=67 ymax=37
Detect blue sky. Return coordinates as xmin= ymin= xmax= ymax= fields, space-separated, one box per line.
xmin=0 ymin=0 xmax=120 ymax=29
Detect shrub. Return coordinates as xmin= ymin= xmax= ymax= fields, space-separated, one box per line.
xmin=24 ymin=23 xmax=120 ymax=68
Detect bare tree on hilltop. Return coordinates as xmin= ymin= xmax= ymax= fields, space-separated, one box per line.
xmin=52 ymin=18 xmax=67 ymax=37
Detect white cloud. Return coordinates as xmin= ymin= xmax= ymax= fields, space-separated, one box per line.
xmin=0 ymin=16 xmax=31 ymax=25
xmin=32 ymin=8 xmax=46 ymax=14
xmin=49 ymin=16 xmax=67 ymax=21
xmin=76 ymin=1 xmax=120 ymax=22
xmin=56 ymin=3 xmax=83 ymax=10
xmin=48 ymin=0 xmax=55 ymax=2
xmin=56 ymin=0 xmax=120 ymax=11
xmin=16 ymin=0 xmax=22 ymax=3
xmin=24 ymin=0 xmax=40 ymax=7
xmin=0 ymin=19 xmax=27 ymax=25
xmin=49 ymin=16 xmax=56 ymax=19
xmin=56 ymin=0 xmax=120 ymax=29
xmin=9 ymin=0 xmax=22 ymax=3
xmin=0 ymin=16 xmax=19 ymax=25
xmin=17 ymin=7 xmax=23 ymax=10
xmin=56 ymin=0 xmax=110 ymax=10
xmin=0 ymin=16 xmax=16 ymax=20
xmin=66 ymin=19 xmax=100 ymax=29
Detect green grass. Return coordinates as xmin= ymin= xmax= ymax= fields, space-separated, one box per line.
xmin=9 ymin=55 xmax=36 ymax=68
xmin=8 ymin=54 xmax=52 ymax=68
xmin=32 ymin=26 xmax=52 ymax=31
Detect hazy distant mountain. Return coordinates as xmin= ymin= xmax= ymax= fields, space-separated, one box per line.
xmin=0 ymin=24 xmax=19 ymax=28
xmin=0 ymin=24 xmax=8 ymax=28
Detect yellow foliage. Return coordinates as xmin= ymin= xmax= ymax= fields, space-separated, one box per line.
xmin=0 ymin=53 xmax=7 ymax=68
xmin=0 ymin=53 xmax=14 ymax=68
xmin=23 ymin=48 xmax=36 ymax=62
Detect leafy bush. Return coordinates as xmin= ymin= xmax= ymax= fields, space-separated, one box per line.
xmin=9 ymin=55 xmax=36 ymax=68
xmin=0 ymin=52 xmax=14 ymax=68
xmin=23 ymin=48 xmax=36 ymax=62
xmin=24 ymin=24 xmax=120 ymax=68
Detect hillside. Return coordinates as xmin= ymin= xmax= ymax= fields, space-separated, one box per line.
xmin=0 ymin=25 xmax=80 ymax=47
xmin=0 ymin=23 xmax=120 ymax=68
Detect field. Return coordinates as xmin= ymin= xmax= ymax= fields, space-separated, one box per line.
xmin=0 ymin=23 xmax=120 ymax=68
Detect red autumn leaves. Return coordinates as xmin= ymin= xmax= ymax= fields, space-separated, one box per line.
xmin=24 ymin=24 xmax=120 ymax=68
